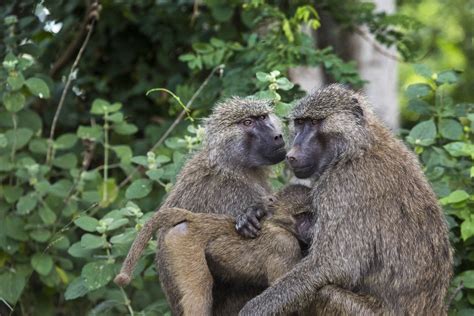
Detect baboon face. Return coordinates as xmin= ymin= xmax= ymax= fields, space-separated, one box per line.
xmin=286 ymin=85 xmax=368 ymax=179
xmin=205 ymin=97 xmax=286 ymax=168
xmin=286 ymin=117 xmax=340 ymax=178
xmin=239 ymin=113 xmax=286 ymax=166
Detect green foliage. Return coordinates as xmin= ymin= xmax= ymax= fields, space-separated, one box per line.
xmin=0 ymin=0 xmax=470 ymax=314
xmin=403 ymin=67 xmax=473 ymax=314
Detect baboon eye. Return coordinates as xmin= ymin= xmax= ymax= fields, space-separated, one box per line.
xmin=242 ymin=119 xmax=253 ymax=126
xmin=259 ymin=114 xmax=267 ymax=120
xmin=295 ymin=118 xmax=304 ymax=125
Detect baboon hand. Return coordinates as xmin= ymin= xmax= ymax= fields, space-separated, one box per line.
xmin=235 ymin=205 xmax=266 ymax=238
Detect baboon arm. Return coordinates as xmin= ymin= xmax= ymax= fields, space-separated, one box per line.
xmin=238 ymin=253 xmax=326 ymax=316
xmin=239 ymin=218 xmax=367 ymax=316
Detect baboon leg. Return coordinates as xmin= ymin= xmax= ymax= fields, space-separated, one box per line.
xmin=205 ymin=227 xmax=302 ymax=287
xmin=314 ymin=285 xmax=392 ymax=316
xmin=160 ymin=222 xmax=213 ymax=316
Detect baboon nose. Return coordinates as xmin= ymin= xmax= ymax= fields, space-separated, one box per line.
xmin=273 ymin=134 xmax=284 ymax=146
xmin=287 ymin=155 xmax=296 ymax=162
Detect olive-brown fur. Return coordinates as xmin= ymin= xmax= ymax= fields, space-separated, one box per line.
xmin=115 ymin=97 xmax=301 ymax=315
xmin=239 ymin=84 xmax=453 ymax=316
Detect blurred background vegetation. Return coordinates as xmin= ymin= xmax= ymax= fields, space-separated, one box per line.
xmin=0 ymin=0 xmax=472 ymax=315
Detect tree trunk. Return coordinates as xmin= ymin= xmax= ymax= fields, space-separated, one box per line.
xmin=289 ymin=0 xmax=399 ymax=130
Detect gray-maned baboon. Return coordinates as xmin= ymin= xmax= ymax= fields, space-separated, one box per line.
xmin=116 ymin=185 xmax=312 ymax=315
xmin=115 ymin=97 xmax=307 ymax=315
xmin=239 ymin=84 xmax=453 ymax=315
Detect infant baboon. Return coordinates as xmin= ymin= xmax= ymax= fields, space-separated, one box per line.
xmin=239 ymin=84 xmax=453 ymax=315
xmin=116 ymin=97 xmax=309 ymax=315
xmin=116 ymin=185 xmax=311 ymax=315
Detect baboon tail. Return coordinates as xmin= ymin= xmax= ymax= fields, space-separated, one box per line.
xmin=114 ymin=207 xmax=195 ymax=287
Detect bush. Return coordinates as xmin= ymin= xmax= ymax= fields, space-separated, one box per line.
xmin=0 ymin=1 xmax=472 ymax=315
xmin=403 ymin=66 xmax=473 ymax=314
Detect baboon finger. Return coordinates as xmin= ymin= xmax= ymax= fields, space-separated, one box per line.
xmin=248 ymin=215 xmax=261 ymax=230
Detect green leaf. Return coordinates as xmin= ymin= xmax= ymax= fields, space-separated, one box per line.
xmin=31 ymin=253 xmax=54 ymax=276
xmin=67 ymin=242 xmax=93 ymax=258
xmin=2 ymin=52 xmax=18 ymax=70
xmin=275 ymin=77 xmax=294 ymax=91
xmin=125 ymin=179 xmax=152 ymax=199
xmin=0 ymin=272 xmax=27 ymax=304
xmin=406 ymin=120 xmax=436 ymax=146
xmin=55 ymin=133 xmax=78 ymax=150
xmin=5 ymin=128 xmax=33 ymax=149
xmin=74 ymin=216 xmax=99 ymax=232
xmin=112 ymin=145 xmax=133 ymax=164
xmin=413 ymin=64 xmax=433 ymax=78
xmin=209 ymin=3 xmax=234 ymax=22
xmin=459 ymin=270 xmax=474 ymax=289
xmin=65 ymin=277 xmax=90 ymax=300
xmin=29 ymin=138 xmax=48 ymax=154
xmin=407 ymin=99 xmax=433 ymax=115
xmin=53 ymin=153 xmax=78 ymax=169
xmin=405 ymin=83 xmax=432 ymax=99
xmin=113 ymin=122 xmax=138 ymax=135
xmin=146 ymin=169 xmax=164 ymax=181
xmin=179 ymin=53 xmax=196 ymax=62
xmin=444 ymin=142 xmax=474 ymax=157
xmin=30 ymin=229 xmax=51 ymax=243
xmin=7 ymin=72 xmax=25 ymax=90
xmin=3 ymin=186 xmax=24 ymax=203
xmin=106 ymin=218 xmax=129 ymax=231
xmin=81 ymin=261 xmax=115 ymax=290
xmin=438 ymin=119 xmax=463 ymax=140
xmin=110 ymin=230 xmax=136 ymax=245
xmin=131 ymin=155 xmax=148 ymax=166
xmin=107 ymin=112 xmax=124 ymax=123
xmin=25 ymin=77 xmax=50 ymax=99
xmin=4 ymin=217 xmax=28 ymax=241
xmin=0 ymin=133 xmax=7 ymax=148
xmin=435 ymin=70 xmax=460 ymax=85
xmin=90 ymin=99 xmax=108 ymax=114
xmin=39 ymin=206 xmax=57 ymax=224
xmin=440 ymin=190 xmax=470 ymax=205
xmin=192 ymin=42 xmax=214 ymax=54
xmin=256 ymin=72 xmax=271 ymax=82
xmin=16 ymin=193 xmax=37 ymax=215
xmin=99 ymin=179 xmax=119 ymax=208
xmin=461 ymin=218 xmax=474 ymax=241
xmin=254 ymin=90 xmax=279 ymax=101
xmin=80 ymin=234 xmax=105 ymax=249
xmin=77 ymin=125 xmax=103 ymax=141
xmin=2 ymin=91 xmax=25 ymax=112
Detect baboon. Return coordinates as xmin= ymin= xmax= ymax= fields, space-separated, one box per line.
xmin=239 ymin=84 xmax=453 ymax=315
xmin=115 ymin=185 xmax=312 ymax=315
xmin=115 ymin=97 xmax=307 ymax=314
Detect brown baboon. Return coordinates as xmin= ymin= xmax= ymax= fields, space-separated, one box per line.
xmin=239 ymin=84 xmax=453 ymax=315
xmin=115 ymin=97 xmax=310 ymax=315
xmin=116 ymin=185 xmax=312 ymax=315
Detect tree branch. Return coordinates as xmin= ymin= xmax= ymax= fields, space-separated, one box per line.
xmin=46 ymin=1 xmax=99 ymax=164
xmin=49 ymin=1 xmax=101 ymax=78
xmin=118 ymin=64 xmax=225 ymax=188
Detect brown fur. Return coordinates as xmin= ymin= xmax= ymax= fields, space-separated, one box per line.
xmin=115 ymin=97 xmax=305 ymax=315
xmin=239 ymin=84 xmax=453 ymax=315
xmin=116 ymin=185 xmax=311 ymax=315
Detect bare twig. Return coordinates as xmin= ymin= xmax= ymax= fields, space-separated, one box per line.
xmin=50 ymin=1 xmax=102 ymax=78
xmin=353 ymin=26 xmax=403 ymax=62
xmin=118 ymin=64 xmax=225 ymax=188
xmin=46 ymin=1 xmax=99 ymax=164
